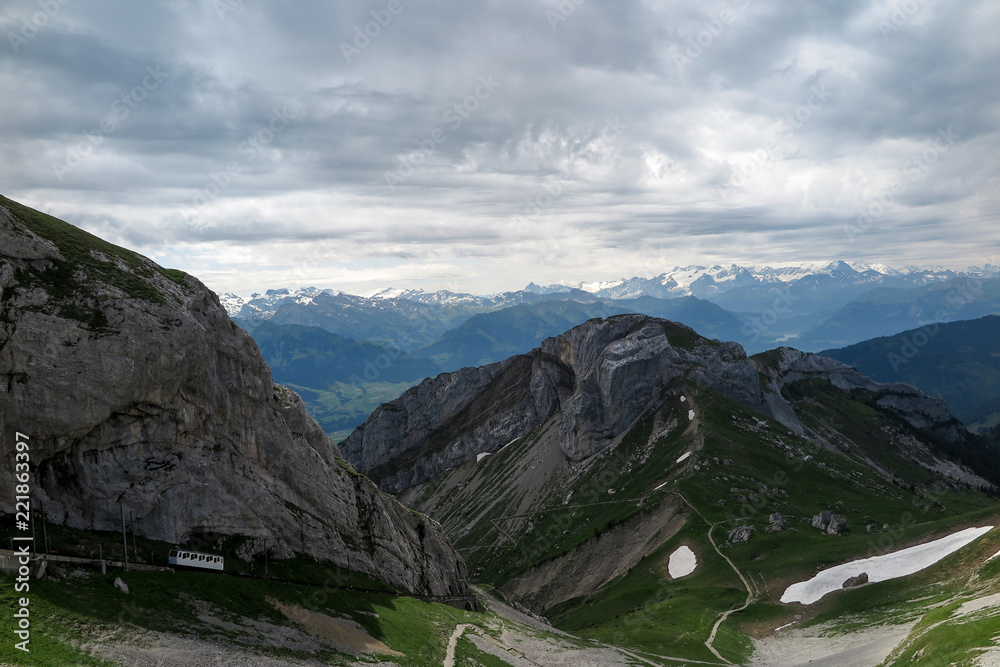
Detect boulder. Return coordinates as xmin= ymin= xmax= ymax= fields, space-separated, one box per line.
xmin=728 ymin=525 xmax=756 ymax=544
xmin=766 ymin=513 xmax=787 ymax=533
xmin=812 ymin=511 xmax=849 ymax=535
xmin=842 ymin=572 xmax=868 ymax=588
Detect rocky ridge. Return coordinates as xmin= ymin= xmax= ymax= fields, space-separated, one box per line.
xmin=0 ymin=197 xmax=467 ymax=596
xmin=757 ymin=346 xmax=965 ymax=442
xmin=343 ymin=314 xmax=972 ymax=494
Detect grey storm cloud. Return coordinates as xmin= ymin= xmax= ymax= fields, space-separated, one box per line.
xmin=0 ymin=0 xmax=998 ymax=295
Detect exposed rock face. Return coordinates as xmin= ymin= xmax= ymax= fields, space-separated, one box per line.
xmin=0 ymin=198 xmax=467 ymax=596
xmin=766 ymin=512 xmax=787 ymax=533
xmin=344 ymin=315 xmax=773 ymax=492
xmin=812 ymin=511 xmax=849 ymax=535
xmin=345 ymin=313 xmax=982 ymax=494
xmin=728 ymin=525 xmax=756 ymax=544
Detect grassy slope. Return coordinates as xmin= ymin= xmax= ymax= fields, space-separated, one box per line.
xmin=1 ymin=195 xmax=189 ymax=312
xmin=882 ymin=556 xmax=1000 ymax=666
xmin=0 ymin=568 xmax=479 ymax=666
xmin=405 ymin=371 xmax=1000 ymax=664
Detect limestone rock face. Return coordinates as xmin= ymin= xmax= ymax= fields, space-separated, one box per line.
xmin=343 ymin=315 xmax=771 ymax=492
xmin=343 ymin=313 xmax=980 ymax=495
xmin=0 ymin=199 xmax=467 ymax=596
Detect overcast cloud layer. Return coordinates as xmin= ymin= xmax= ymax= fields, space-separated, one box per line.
xmin=2 ymin=0 xmax=998 ymax=296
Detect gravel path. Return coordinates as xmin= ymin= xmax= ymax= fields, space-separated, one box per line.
xmin=443 ymin=623 xmax=470 ymax=667
xmin=747 ymin=621 xmax=916 ymax=667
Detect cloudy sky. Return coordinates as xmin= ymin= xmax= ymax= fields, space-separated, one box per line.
xmin=2 ymin=0 xmax=998 ymax=296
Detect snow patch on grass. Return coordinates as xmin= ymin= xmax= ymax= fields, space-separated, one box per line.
xmin=781 ymin=526 xmax=994 ymax=605
xmin=668 ymin=545 xmax=697 ymax=579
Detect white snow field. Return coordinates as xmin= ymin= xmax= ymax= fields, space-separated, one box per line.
xmin=668 ymin=545 xmax=697 ymax=579
xmin=781 ymin=526 xmax=994 ymax=605
xmin=676 ymin=451 xmax=692 ymax=463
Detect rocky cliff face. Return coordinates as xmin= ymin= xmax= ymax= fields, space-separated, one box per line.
xmin=344 ymin=315 xmax=775 ymax=492
xmin=343 ymin=314 xmax=978 ymax=494
xmin=0 ymin=197 xmax=467 ymax=596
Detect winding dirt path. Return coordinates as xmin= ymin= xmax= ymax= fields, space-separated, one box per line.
xmin=443 ymin=623 xmax=470 ymax=667
xmin=672 ymin=491 xmax=756 ymax=665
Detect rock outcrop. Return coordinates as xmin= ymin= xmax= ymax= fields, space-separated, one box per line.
xmin=812 ymin=511 xmax=849 ymax=535
xmin=0 ymin=196 xmax=467 ymax=596
xmin=728 ymin=525 xmax=756 ymax=544
xmin=766 ymin=512 xmax=787 ymax=533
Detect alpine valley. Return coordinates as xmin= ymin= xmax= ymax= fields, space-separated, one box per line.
xmin=229 ymin=261 xmax=1000 ymax=443
xmin=4 ymin=194 xmax=1000 ymax=666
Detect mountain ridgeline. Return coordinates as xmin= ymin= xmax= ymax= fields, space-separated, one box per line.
xmin=0 ymin=195 xmax=467 ymax=596
xmin=227 ymin=261 xmax=1000 ymax=358
xmin=342 ymin=313 xmax=995 ymax=494
xmin=823 ymin=315 xmax=1000 ymax=431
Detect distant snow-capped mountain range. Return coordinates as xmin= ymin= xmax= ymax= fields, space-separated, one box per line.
xmin=221 ymin=260 xmax=996 ymax=319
